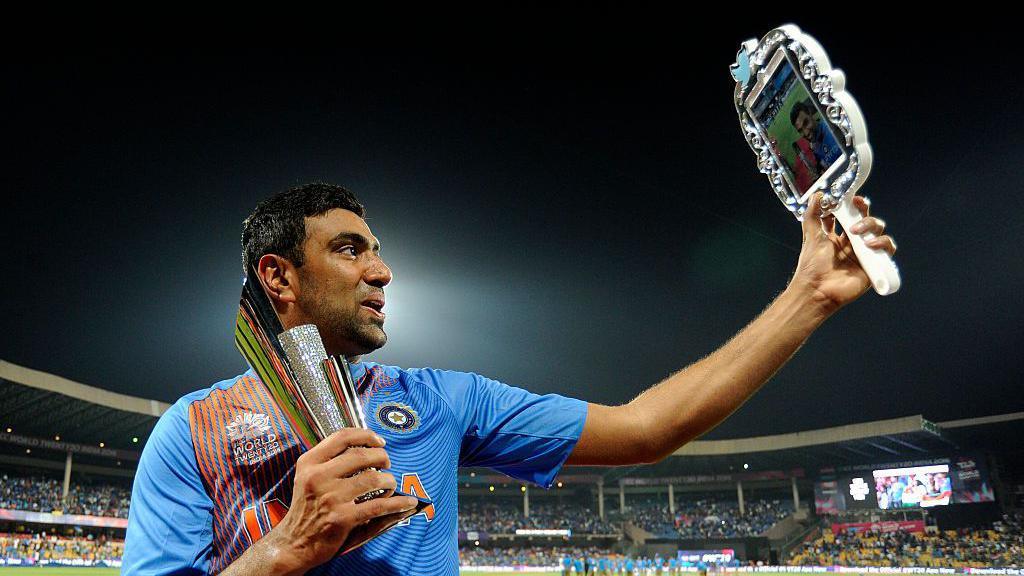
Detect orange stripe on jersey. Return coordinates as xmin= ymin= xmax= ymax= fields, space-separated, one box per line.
xmin=190 ymin=394 xmax=231 ymax=559
xmin=241 ymin=505 xmax=261 ymax=545
xmin=249 ymin=375 xmax=302 ymax=493
xmin=239 ymin=377 xmax=283 ymax=492
xmin=188 ymin=374 xmax=304 ymax=572
xmin=199 ymin=391 xmax=232 ymax=562
xmin=264 ymin=499 xmax=287 ymax=527
xmin=188 ymin=402 xmax=215 ymax=495
xmin=210 ymin=385 xmax=248 ymax=566
xmin=225 ymin=383 xmax=252 ymax=496
xmin=191 ymin=398 xmax=221 ymax=508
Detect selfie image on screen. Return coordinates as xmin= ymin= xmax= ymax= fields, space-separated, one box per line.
xmin=873 ymin=465 xmax=953 ymax=510
xmin=751 ymin=54 xmax=844 ymax=195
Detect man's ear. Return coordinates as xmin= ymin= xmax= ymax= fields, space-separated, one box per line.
xmin=256 ymin=254 xmax=299 ymax=304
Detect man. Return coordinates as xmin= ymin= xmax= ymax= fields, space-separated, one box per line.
xmin=790 ymin=100 xmax=843 ymax=174
xmin=123 ymin=182 xmax=895 ymax=575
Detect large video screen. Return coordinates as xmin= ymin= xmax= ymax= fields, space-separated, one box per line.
xmin=814 ymin=456 xmax=995 ymax=515
xmin=873 ymin=465 xmax=952 ymax=509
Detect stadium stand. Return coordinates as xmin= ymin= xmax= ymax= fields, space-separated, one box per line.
xmin=459 ymin=545 xmax=616 ymax=568
xmin=789 ymin=512 xmax=1023 ymax=568
xmin=621 ymin=497 xmax=792 ymax=539
xmin=1 ymin=474 xmax=131 ymax=518
xmin=2 ymin=359 xmax=1023 ymax=570
xmin=0 ymin=532 xmax=123 ymax=566
xmin=459 ymin=501 xmax=621 ymax=535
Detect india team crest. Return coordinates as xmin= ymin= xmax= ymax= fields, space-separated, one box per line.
xmin=376 ymin=402 xmax=419 ymax=433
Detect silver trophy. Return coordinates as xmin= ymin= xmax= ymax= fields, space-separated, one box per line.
xmin=234 ymin=268 xmax=430 ymax=553
xmin=731 ymin=24 xmax=901 ymax=295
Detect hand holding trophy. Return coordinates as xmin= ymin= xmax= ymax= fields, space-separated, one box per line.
xmin=234 ymin=267 xmax=430 ymax=556
xmin=731 ymin=24 xmax=901 ymax=295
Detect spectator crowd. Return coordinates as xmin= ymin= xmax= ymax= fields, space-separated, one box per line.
xmin=0 ymin=532 xmax=123 ymax=565
xmin=789 ymin=513 xmax=1023 ymax=568
xmin=459 ymin=501 xmax=621 ymax=534
xmin=0 ymin=474 xmax=131 ymax=519
xmin=459 ymin=545 xmax=614 ymax=567
xmin=458 ymin=497 xmax=792 ymax=538
xmin=624 ymin=497 xmax=792 ymax=539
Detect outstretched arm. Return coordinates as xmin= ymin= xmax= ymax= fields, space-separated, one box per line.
xmin=566 ymin=193 xmax=896 ymax=466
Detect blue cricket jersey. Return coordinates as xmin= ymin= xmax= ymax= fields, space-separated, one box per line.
xmin=123 ymin=361 xmax=587 ymax=575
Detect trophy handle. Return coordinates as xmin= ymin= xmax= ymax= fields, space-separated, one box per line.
xmin=832 ymin=195 xmax=901 ymax=296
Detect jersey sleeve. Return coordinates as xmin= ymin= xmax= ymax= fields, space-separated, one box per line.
xmin=123 ymin=396 xmax=213 ymax=575
xmin=416 ymin=368 xmax=588 ymax=488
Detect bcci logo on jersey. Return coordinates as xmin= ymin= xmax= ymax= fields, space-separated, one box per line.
xmin=376 ymin=403 xmax=419 ymax=433
xmin=226 ymin=412 xmax=282 ymax=466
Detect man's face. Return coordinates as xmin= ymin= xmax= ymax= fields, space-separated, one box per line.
xmin=293 ymin=208 xmax=392 ymax=358
xmin=794 ymin=109 xmax=817 ymax=142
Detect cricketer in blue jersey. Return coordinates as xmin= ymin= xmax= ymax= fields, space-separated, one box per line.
xmin=790 ymin=100 xmax=843 ymax=173
xmin=123 ymin=361 xmax=584 ymax=575
xmin=124 ymin=181 xmax=896 ymax=574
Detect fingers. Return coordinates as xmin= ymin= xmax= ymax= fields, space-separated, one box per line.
xmin=301 ymin=428 xmax=385 ymax=464
xmin=324 ymin=446 xmax=392 ymax=479
xmin=801 ymin=192 xmax=827 ymax=240
xmin=353 ymin=495 xmax=420 ymax=525
xmin=848 ymin=215 xmax=896 ymax=255
xmin=866 ymin=234 xmax=897 ymax=256
xmin=853 ymin=195 xmax=871 ymax=217
xmin=850 ymin=216 xmax=886 ymax=237
xmin=342 ymin=500 xmax=422 ymax=554
xmin=823 ymin=213 xmax=837 ymax=236
xmin=343 ymin=469 xmax=398 ymax=502
xmin=847 ymin=196 xmax=896 ymax=254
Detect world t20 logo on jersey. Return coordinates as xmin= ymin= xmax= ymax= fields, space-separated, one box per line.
xmin=226 ymin=412 xmax=282 ymax=466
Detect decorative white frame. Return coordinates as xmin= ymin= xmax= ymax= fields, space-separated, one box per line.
xmin=731 ymin=24 xmax=873 ymax=219
xmin=731 ymin=24 xmax=900 ymax=295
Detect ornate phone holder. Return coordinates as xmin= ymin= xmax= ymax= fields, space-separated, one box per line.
xmin=731 ymin=24 xmax=900 ymax=295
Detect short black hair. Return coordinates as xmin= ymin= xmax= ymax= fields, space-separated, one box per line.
xmin=241 ymin=182 xmax=365 ymax=275
xmin=790 ymin=100 xmax=817 ymax=126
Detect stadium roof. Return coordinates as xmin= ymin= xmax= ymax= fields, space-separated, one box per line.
xmin=2 ymin=359 xmax=1021 ymax=480
xmin=0 ymin=359 xmax=166 ymax=462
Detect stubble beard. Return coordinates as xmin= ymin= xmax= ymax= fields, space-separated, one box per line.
xmin=297 ymin=273 xmax=387 ymax=357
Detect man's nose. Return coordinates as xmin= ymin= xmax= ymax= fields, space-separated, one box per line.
xmin=364 ymin=255 xmax=393 ymax=288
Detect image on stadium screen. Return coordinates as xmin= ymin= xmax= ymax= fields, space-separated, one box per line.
xmin=750 ymin=52 xmax=844 ymax=195
xmin=873 ymin=465 xmax=953 ymax=510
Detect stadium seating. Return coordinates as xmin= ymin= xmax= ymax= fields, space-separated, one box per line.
xmin=459 ymin=545 xmax=619 ymax=568
xmin=457 ymin=496 xmax=793 ymax=539
xmin=458 ymin=501 xmax=621 ymax=534
xmin=0 ymin=532 xmax=123 ymax=564
xmin=622 ymin=497 xmax=793 ymax=539
xmin=0 ymin=474 xmax=132 ymax=519
xmin=788 ymin=513 xmax=1024 ymax=568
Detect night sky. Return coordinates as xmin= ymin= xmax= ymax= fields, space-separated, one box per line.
xmin=4 ymin=13 xmax=1022 ymax=441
